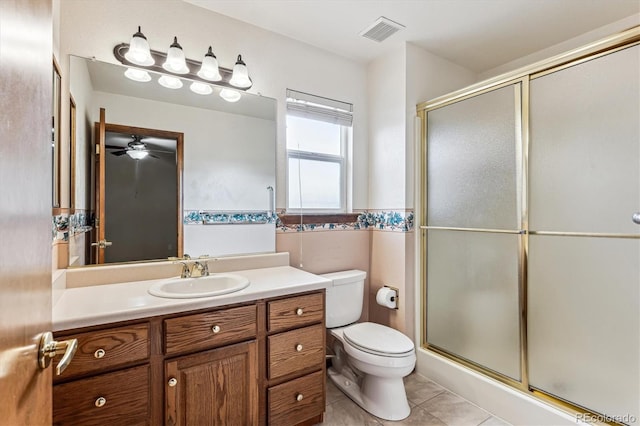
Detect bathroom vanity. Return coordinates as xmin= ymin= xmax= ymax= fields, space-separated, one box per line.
xmin=51 ymin=258 xmax=329 ymax=426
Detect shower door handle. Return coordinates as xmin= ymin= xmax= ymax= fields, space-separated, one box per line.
xmin=632 ymin=212 xmax=640 ymax=225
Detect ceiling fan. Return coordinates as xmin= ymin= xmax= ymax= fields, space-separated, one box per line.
xmin=105 ymin=135 xmax=173 ymax=160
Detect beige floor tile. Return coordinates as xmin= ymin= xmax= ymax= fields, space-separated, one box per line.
xmin=322 ymin=398 xmax=382 ymax=425
xmin=478 ymin=415 xmax=512 ymax=426
xmin=326 ymin=378 xmax=348 ymax=406
xmin=379 ymin=405 xmax=447 ymax=426
xmin=419 ymin=391 xmax=492 ymax=426
xmin=404 ymin=373 xmax=446 ymax=405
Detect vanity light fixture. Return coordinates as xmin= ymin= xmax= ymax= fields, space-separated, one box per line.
xmin=229 ymin=55 xmax=252 ymax=88
xmin=190 ymin=81 xmax=213 ymax=95
xmin=114 ymin=26 xmax=253 ymax=92
xmin=197 ymin=47 xmax=222 ymax=81
xmin=219 ymin=88 xmax=241 ymax=103
xmin=158 ymin=75 xmax=183 ymax=89
xmin=124 ymin=26 xmax=154 ymax=66
xmin=124 ymin=67 xmax=151 ymax=82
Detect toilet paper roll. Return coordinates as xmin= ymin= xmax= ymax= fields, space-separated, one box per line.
xmin=376 ymin=287 xmax=397 ymax=309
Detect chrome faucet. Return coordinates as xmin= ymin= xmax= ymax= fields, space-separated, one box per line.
xmin=191 ymin=261 xmax=209 ymax=278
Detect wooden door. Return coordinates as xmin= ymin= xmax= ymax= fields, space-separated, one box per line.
xmin=165 ymin=341 xmax=259 ymax=426
xmin=0 ymin=0 xmax=53 ymax=424
xmin=93 ymin=108 xmax=107 ymax=263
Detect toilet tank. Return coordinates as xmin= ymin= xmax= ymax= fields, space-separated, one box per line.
xmin=321 ymin=270 xmax=367 ymax=328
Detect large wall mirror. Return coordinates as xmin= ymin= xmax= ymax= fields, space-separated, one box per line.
xmin=68 ymin=55 xmax=277 ymax=267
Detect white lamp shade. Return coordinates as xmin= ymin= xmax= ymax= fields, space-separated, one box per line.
xmin=124 ymin=68 xmax=151 ymax=82
xmin=127 ymin=149 xmax=149 ymax=160
xmin=162 ymin=37 xmax=189 ymax=74
xmin=197 ymin=48 xmax=222 ymax=81
xmin=229 ymin=55 xmax=252 ymax=88
xmin=220 ymin=88 xmax=241 ymax=103
xmin=158 ymin=75 xmax=183 ymax=89
xmin=190 ymin=82 xmax=213 ymax=95
xmin=125 ymin=27 xmax=154 ymax=66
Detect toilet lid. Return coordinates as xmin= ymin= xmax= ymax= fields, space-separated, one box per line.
xmin=343 ymin=322 xmax=414 ymax=356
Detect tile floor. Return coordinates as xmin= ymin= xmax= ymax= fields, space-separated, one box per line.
xmin=322 ymin=372 xmax=512 ymax=426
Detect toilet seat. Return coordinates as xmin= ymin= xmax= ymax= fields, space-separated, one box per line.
xmin=343 ymin=322 xmax=414 ymax=358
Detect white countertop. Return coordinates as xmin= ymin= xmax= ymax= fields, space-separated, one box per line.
xmin=53 ymin=266 xmax=331 ymax=332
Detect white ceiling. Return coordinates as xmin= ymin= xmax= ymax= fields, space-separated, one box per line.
xmin=184 ymin=0 xmax=639 ymax=73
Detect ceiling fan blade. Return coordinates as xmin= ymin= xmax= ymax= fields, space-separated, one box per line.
xmin=150 ymin=154 xmax=160 ymax=159
xmin=111 ymin=150 xmax=128 ymax=156
xmin=105 ymin=144 xmax=124 ymax=150
xmin=148 ymin=149 xmax=175 ymax=154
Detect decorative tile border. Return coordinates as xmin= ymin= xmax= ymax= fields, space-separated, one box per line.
xmin=276 ymin=210 xmax=414 ymax=233
xmin=52 ymin=210 xmax=93 ymax=242
xmin=184 ymin=210 xmax=277 ymax=225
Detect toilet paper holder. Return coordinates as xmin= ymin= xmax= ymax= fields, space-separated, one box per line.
xmin=382 ymin=285 xmax=399 ymax=310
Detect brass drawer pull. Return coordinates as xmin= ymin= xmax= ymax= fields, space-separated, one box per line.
xmin=295 ymin=308 xmax=304 ymax=316
xmin=168 ymin=377 xmax=178 ymax=387
xmin=296 ymin=393 xmax=304 ymax=402
xmin=94 ymin=348 xmax=106 ymax=359
xmin=295 ymin=344 xmax=303 ymax=352
xmin=95 ymin=397 xmax=106 ymax=407
xmin=211 ymin=325 xmax=221 ymax=334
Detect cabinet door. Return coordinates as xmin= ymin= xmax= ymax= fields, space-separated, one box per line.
xmin=165 ymin=341 xmax=258 ymax=426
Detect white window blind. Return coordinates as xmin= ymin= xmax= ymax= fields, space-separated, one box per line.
xmin=286 ymin=89 xmax=353 ymax=127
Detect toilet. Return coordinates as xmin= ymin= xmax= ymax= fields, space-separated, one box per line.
xmin=321 ymin=270 xmax=416 ymax=421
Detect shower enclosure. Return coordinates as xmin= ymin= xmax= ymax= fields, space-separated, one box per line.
xmin=419 ymin=28 xmax=639 ymax=424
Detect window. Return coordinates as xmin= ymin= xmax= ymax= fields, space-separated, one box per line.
xmin=286 ymin=89 xmax=353 ymax=212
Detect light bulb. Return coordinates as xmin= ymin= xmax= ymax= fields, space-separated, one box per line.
xmin=124 ymin=26 xmax=154 ymax=66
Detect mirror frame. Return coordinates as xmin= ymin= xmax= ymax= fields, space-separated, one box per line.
xmin=52 ymin=57 xmax=62 ymax=208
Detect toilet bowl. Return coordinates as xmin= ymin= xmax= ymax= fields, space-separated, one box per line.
xmin=328 ymin=323 xmax=416 ymax=420
xmin=322 ymin=269 xmax=416 ymax=421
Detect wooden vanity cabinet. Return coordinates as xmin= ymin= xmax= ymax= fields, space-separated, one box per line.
xmin=265 ymin=292 xmax=326 ymax=425
xmin=53 ymin=290 xmax=325 ymax=426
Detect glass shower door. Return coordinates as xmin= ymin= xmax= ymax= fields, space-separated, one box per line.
xmin=425 ymin=83 xmax=523 ymax=381
xmin=528 ymin=44 xmax=640 ymax=421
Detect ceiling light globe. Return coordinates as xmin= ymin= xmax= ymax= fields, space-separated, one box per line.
xmin=158 ymin=75 xmax=183 ymax=89
xmin=220 ymin=88 xmax=241 ymax=103
xmin=190 ymin=82 xmax=213 ymax=95
xmin=127 ymin=150 xmax=149 ymax=160
xmin=124 ymin=26 xmax=154 ymax=66
xmin=229 ymin=55 xmax=252 ymax=88
xmin=124 ymin=68 xmax=151 ymax=82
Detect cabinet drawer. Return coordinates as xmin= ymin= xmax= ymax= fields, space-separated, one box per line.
xmin=54 ymin=323 xmax=149 ymax=381
xmin=268 ymin=370 xmax=324 ymax=426
xmin=53 ymin=364 xmax=150 ymax=426
xmin=268 ymin=292 xmax=324 ymax=333
xmin=268 ymin=324 xmax=324 ymax=379
xmin=165 ymin=304 xmax=256 ymax=355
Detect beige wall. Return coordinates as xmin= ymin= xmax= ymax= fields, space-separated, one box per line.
xmin=277 ymin=230 xmax=371 ymax=323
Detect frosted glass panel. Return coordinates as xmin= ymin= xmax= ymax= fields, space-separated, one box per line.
xmin=427 ymin=230 xmax=521 ymax=380
xmin=530 ymin=45 xmax=640 ymax=234
xmin=427 ymin=85 xmax=519 ymax=229
xmin=528 ymin=235 xmax=639 ymax=421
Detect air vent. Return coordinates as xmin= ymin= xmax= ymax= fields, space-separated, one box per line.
xmin=359 ymin=16 xmax=405 ymax=42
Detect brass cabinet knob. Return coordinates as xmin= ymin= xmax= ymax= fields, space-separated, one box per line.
xmin=295 ymin=344 xmax=303 ymax=352
xmin=211 ymin=325 xmax=221 ymax=334
xmin=168 ymin=378 xmax=178 ymax=387
xmin=94 ymin=349 xmax=106 ymax=359
xmin=296 ymin=393 xmax=304 ymax=402
xmin=296 ymin=308 xmax=304 ymax=316
xmin=95 ymin=397 xmax=106 ymax=408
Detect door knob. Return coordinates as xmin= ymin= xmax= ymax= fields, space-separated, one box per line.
xmin=632 ymin=212 xmax=640 ymax=225
xmin=91 ymin=239 xmax=112 ymax=249
xmin=38 ymin=332 xmax=78 ymax=375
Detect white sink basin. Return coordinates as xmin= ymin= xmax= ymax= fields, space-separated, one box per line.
xmin=148 ymin=274 xmax=250 ymax=298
